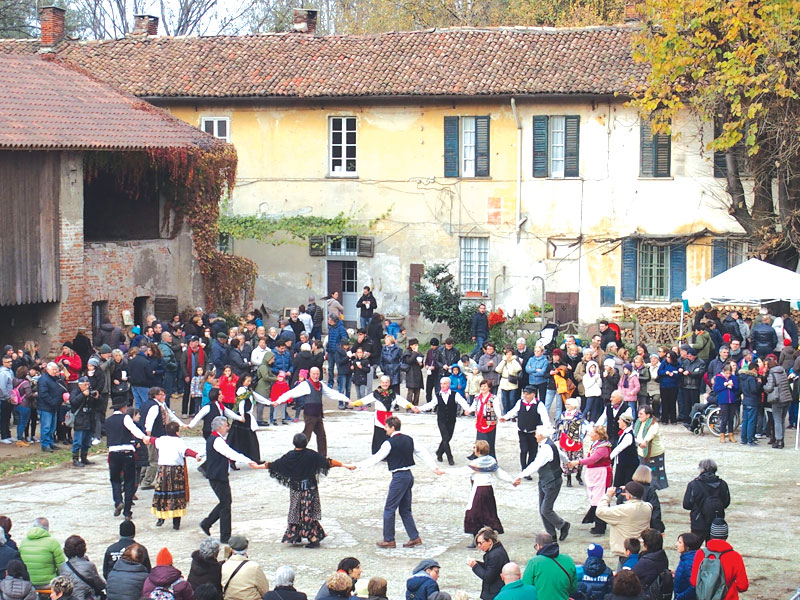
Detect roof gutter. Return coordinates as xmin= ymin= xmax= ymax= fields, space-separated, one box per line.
xmin=144 ymin=92 xmax=629 ymax=106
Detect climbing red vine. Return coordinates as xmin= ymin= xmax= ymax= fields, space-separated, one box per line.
xmin=85 ymin=142 xmax=256 ymax=312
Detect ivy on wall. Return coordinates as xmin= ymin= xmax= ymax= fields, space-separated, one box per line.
xmin=85 ymin=142 xmax=256 ymax=313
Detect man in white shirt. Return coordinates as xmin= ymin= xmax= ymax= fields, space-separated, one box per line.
xmin=418 ymin=378 xmax=472 ymax=465
xmin=140 ymin=387 xmax=185 ymax=490
xmin=104 ymin=398 xmax=149 ymax=519
xmin=512 ymin=425 xmax=571 ymax=542
xmin=272 ymin=366 xmax=349 ymax=457
xmin=201 ymin=417 xmax=259 ymax=544
xmin=501 ymin=385 xmax=552 ymax=476
xmin=356 ymin=416 xmax=444 ymax=548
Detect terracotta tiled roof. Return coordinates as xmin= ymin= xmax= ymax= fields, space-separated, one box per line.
xmin=0 ymin=26 xmax=646 ymax=99
xmin=0 ymin=54 xmax=224 ymax=150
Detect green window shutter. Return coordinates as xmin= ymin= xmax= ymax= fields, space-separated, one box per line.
xmin=640 ymin=119 xmax=654 ymax=177
xmin=712 ymin=239 xmax=728 ymax=276
xmin=669 ymin=243 xmax=686 ymax=301
xmin=654 ymin=132 xmax=671 ymax=177
xmin=444 ymin=116 xmax=459 ymax=177
xmin=621 ymin=238 xmax=638 ymax=301
xmin=533 ymin=115 xmax=549 ymax=178
xmin=475 ymin=115 xmax=490 ymax=177
xmin=713 ymin=119 xmax=727 ymax=178
xmin=564 ymin=115 xmax=580 ymax=178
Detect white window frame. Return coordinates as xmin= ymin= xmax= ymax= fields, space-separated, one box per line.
xmin=327 ymin=235 xmax=358 ymax=256
xmin=637 ymin=242 xmax=670 ymax=301
xmin=329 ymin=116 xmax=358 ymax=177
xmin=459 ymin=237 xmax=489 ymax=295
xmin=200 ymin=117 xmax=230 ymax=142
xmin=461 ymin=117 xmax=476 ymax=178
xmin=549 ymin=115 xmax=566 ymax=179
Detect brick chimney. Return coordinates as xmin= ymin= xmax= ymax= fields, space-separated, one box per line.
xmin=292 ymin=8 xmax=318 ymax=35
xmin=624 ymin=0 xmax=644 ymax=21
xmin=133 ymin=14 xmax=159 ymax=36
xmin=39 ymin=6 xmax=66 ymax=48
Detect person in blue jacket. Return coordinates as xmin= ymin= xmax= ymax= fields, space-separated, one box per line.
xmin=738 ymin=358 xmax=763 ymax=446
xmin=673 ymin=532 xmax=700 ymax=600
xmin=712 ymin=363 xmax=739 ymax=442
xmin=657 ymin=351 xmax=680 ymax=425
xmin=575 ymin=544 xmax=612 ymax=600
xmin=406 ymin=559 xmax=440 ymax=600
xmin=525 ymin=346 xmax=549 ymax=403
xmin=449 ymin=364 xmax=467 ymax=399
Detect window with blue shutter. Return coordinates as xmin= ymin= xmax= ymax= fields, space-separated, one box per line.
xmin=669 ymin=244 xmax=686 ymax=301
xmin=444 ymin=116 xmax=460 ymax=177
xmin=600 ymin=286 xmax=616 ymax=307
xmin=533 ymin=115 xmax=579 ymax=178
xmin=712 ymin=238 xmax=728 ymax=276
xmin=621 ymin=238 xmax=639 ymax=301
xmin=533 ymin=115 xmax=549 ymax=178
xmin=640 ymin=118 xmax=671 ymax=177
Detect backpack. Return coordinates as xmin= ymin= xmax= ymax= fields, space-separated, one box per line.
xmin=700 ymin=490 xmax=725 ymax=528
xmin=9 ymin=380 xmax=26 ymax=405
xmin=646 ymin=569 xmax=674 ymax=600
xmin=150 ymin=583 xmax=176 ymax=600
xmin=695 ymin=548 xmax=732 ymax=600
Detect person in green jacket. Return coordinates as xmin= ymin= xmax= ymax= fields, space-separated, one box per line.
xmin=522 ymin=532 xmax=577 ymax=600
xmin=692 ymin=325 xmax=712 ymax=361
xmin=253 ymin=349 xmax=276 ymax=425
xmin=19 ymin=518 xmax=66 ymax=587
xmin=495 ymin=563 xmax=537 ymax=600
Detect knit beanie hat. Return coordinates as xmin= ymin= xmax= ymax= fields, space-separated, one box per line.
xmin=624 ymin=480 xmax=644 ymax=498
xmin=709 ymin=517 xmax=729 ymax=539
xmin=119 ymin=520 xmax=135 ymax=538
xmin=587 ymin=543 xmax=603 ymax=558
xmin=722 ymin=333 xmax=731 ymax=344
xmin=156 ymin=547 xmax=173 ymax=566
xmin=784 ymin=339 xmax=793 ymax=347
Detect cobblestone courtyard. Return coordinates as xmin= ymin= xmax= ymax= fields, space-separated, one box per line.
xmin=1 ymin=409 xmax=797 ymax=599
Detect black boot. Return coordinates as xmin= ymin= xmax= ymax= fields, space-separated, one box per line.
xmin=72 ymin=453 xmax=84 ymax=468
xmin=173 ymin=517 xmax=181 ymax=530
xmin=589 ymin=516 xmax=607 ymax=535
xmin=774 ymin=438 xmax=784 ymax=449
xmin=566 ymin=474 xmax=572 ymax=488
xmin=582 ymin=506 xmax=596 ymax=524
xmin=576 ymin=471 xmax=583 ymax=486
xmin=80 ymin=450 xmax=93 ymax=465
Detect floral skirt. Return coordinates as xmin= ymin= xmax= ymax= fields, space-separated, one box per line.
xmin=562 ymin=449 xmax=583 ymax=475
xmin=152 ymin=465 xmax=188 ymax=519
xmin=643 ymin=453 xmax=669 ymax=489
xmin=282 ymin=487 xmax=326 ymax=544
xmin=464 ymin=485 xmax=504 ymax=535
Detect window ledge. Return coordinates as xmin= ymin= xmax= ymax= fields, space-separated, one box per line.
xmin=543 ymin=177 xmax=582 ymax=181
xmin=444 ymin=177 xmax=493 ymax=181
xmin=637 ymin=176 xmax=674 ymax=181
xmin=327 ymin=174 xmax=359 ymax=179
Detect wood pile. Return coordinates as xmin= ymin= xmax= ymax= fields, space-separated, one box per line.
xmin=612 ymin=305 xmax=800 ymax=346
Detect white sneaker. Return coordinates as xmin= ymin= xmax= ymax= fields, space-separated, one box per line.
xmin=91 ymin=438 xmax=101 ymax=446
xmin=0 ymin=439 xmax=13 ymax=445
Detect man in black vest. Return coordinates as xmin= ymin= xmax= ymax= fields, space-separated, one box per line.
xmin=103 ymin=397 xmax=149 ymax=519
xmin=512 ymin=425 xmax=571 ymax=542
xmin=200 ymin=416 xmax=259 ymax=544
xmin=356 ymin=416 xmax=444 ymax=548
xmin=139 ymin=387 xmax=185 ymax=489
xmin=501 ymin=385 xmax=552 ymax=477
xmin=593 ymin=390 xmax=633 ymax=445
xmin=418 ymin=377 xmax=473 ymax=465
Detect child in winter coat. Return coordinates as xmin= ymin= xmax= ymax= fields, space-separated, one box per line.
xmin=201 ymin=370 xmax=217 ymax=408
xmin=582 ymin=360 xmax=602 ymax=422
xmin=189 ymin=367 xmax=204 ymax=416
xmin=465 ymin=367 xmax=482 ymax=405
xmin=269 ymin=371 xmax=291 ymax=425
xmin=449 ymin=364 xmax=467 ymax=398
xmin=333 ymin=340 xmax=353 ymax=407
xmin=617 ymin=362 xmax=640 ymax=413
xmin=350 ymin=348 xmax=371 ymax=400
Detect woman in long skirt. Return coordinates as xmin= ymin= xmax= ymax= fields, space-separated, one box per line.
xmin=150 ymin=422 xmax=201 ymax=530
xmin=226 ymin=376 xmax=261 ymax=464
xmin=555 ymin=396 xmax=587 ymax=487
xmin=451 ymin=440 xmax=512 ymax=547
xmin=263 ymin=433 xmax=354 ymax=548
xmin=349 ymin=375 xmax=418 ymax=453
xmin=568 ymin=425 xmax=612 ymax=535
xmin=634 ymin=405 xmax=669 ymax=489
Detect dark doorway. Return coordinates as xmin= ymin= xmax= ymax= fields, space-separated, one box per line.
xmin=327 ymin=260 xmax=357 ymax=327
xmin=91 ymin=301 xmax=109 ymax=337
xmin=134 ymin=296 xmax=150 ymax=328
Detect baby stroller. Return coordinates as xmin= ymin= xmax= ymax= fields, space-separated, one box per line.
xmin=535 ymin=323 xmax=559 ymax=354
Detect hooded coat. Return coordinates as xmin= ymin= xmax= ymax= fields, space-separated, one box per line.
xmin=405 ymin=570 xmax=439 ymax=600
xmin=105 ymin=558 xmax=149 ymax=600
xmin=522 ymin=542 xmax=578 ymax=600
xmin=449 ymin=364 xmax=467 ymax=397
xmin=682 ymin=472 xmax=730 ymax=536
xmin=18 ymin=527 xmax=66 ymax=586
xmin=576 ymin=556 xmax=613 ymax=600
xmin=0 ymin=577 xmax=37 ymax=600
xmin=141 ymin=565 xmax=194 ymax=600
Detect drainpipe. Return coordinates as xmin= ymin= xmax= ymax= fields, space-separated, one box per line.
xmin=492 ymin=266 xmax=507 ymax=308
xmin=510 ymin=98 xmax=524 ymax=237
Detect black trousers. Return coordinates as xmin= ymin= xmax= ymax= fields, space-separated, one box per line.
xmin=204 ymin=478 xmax=233 ymax=544
xmin=425 ymin=373 xmax=440 ymax=403
xmin=660 ymin=387 xmax=678 ymax=424
xmin=182 ymin=383 xmax=192 ymax=415
xmin=436 ymin=418 xmax=456 ymax=460
xmin=518 ymin=431 xmax=538 ymax=470
xmin=108 ymin=451 xmax=136 ymax=517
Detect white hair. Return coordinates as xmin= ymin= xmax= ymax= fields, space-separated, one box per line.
xmin=300 ymin=343 xmax=311 ymax=352
xmin=46 ymin=362 xmax=59 ymax=371
xmin=211 ymin=416 xmax=228 ymax=432
xmin=33 ymin=517 xmax=49 ymax=531
xmin=535 ymin=425 xmax=555 ymax=438
xmin=516 ymin=337 xmax=526 ymax=345
xmin=274 ymin=565 xmax=295 ymax=587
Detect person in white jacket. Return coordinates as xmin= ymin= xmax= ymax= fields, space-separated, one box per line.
xmin=582 ymin=360 xmax=603 ymax=422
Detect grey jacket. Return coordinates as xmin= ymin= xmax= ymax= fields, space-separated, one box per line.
xmin=105 ymin=558 xmax=149 ymax=600
xmin=60 ymin=556 xmax=105 ymax=600
xmin=0 ymin=577 xmax=37 ymax=600
xmin=764 ymin=365 xmax=793 ymax=406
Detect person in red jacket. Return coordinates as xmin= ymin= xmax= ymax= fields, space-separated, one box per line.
xmin=690 ymin=517 xmax=749 ymax=600
xmin=55 ymin=342 xmax=82 ymax=386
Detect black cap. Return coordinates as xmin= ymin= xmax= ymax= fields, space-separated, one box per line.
xmin=523 ymin=385 xmax=536 ymax=393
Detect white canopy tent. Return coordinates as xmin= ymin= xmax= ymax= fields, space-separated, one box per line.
xmin=680 ymin=258 xmax=800 ymax=450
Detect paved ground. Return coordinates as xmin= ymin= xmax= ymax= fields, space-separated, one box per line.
xmin=0 ymin=408 xmax=797 ymax=599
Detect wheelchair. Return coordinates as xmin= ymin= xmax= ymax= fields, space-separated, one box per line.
xmin=689 ymin=401 xmax=740 ymax=436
